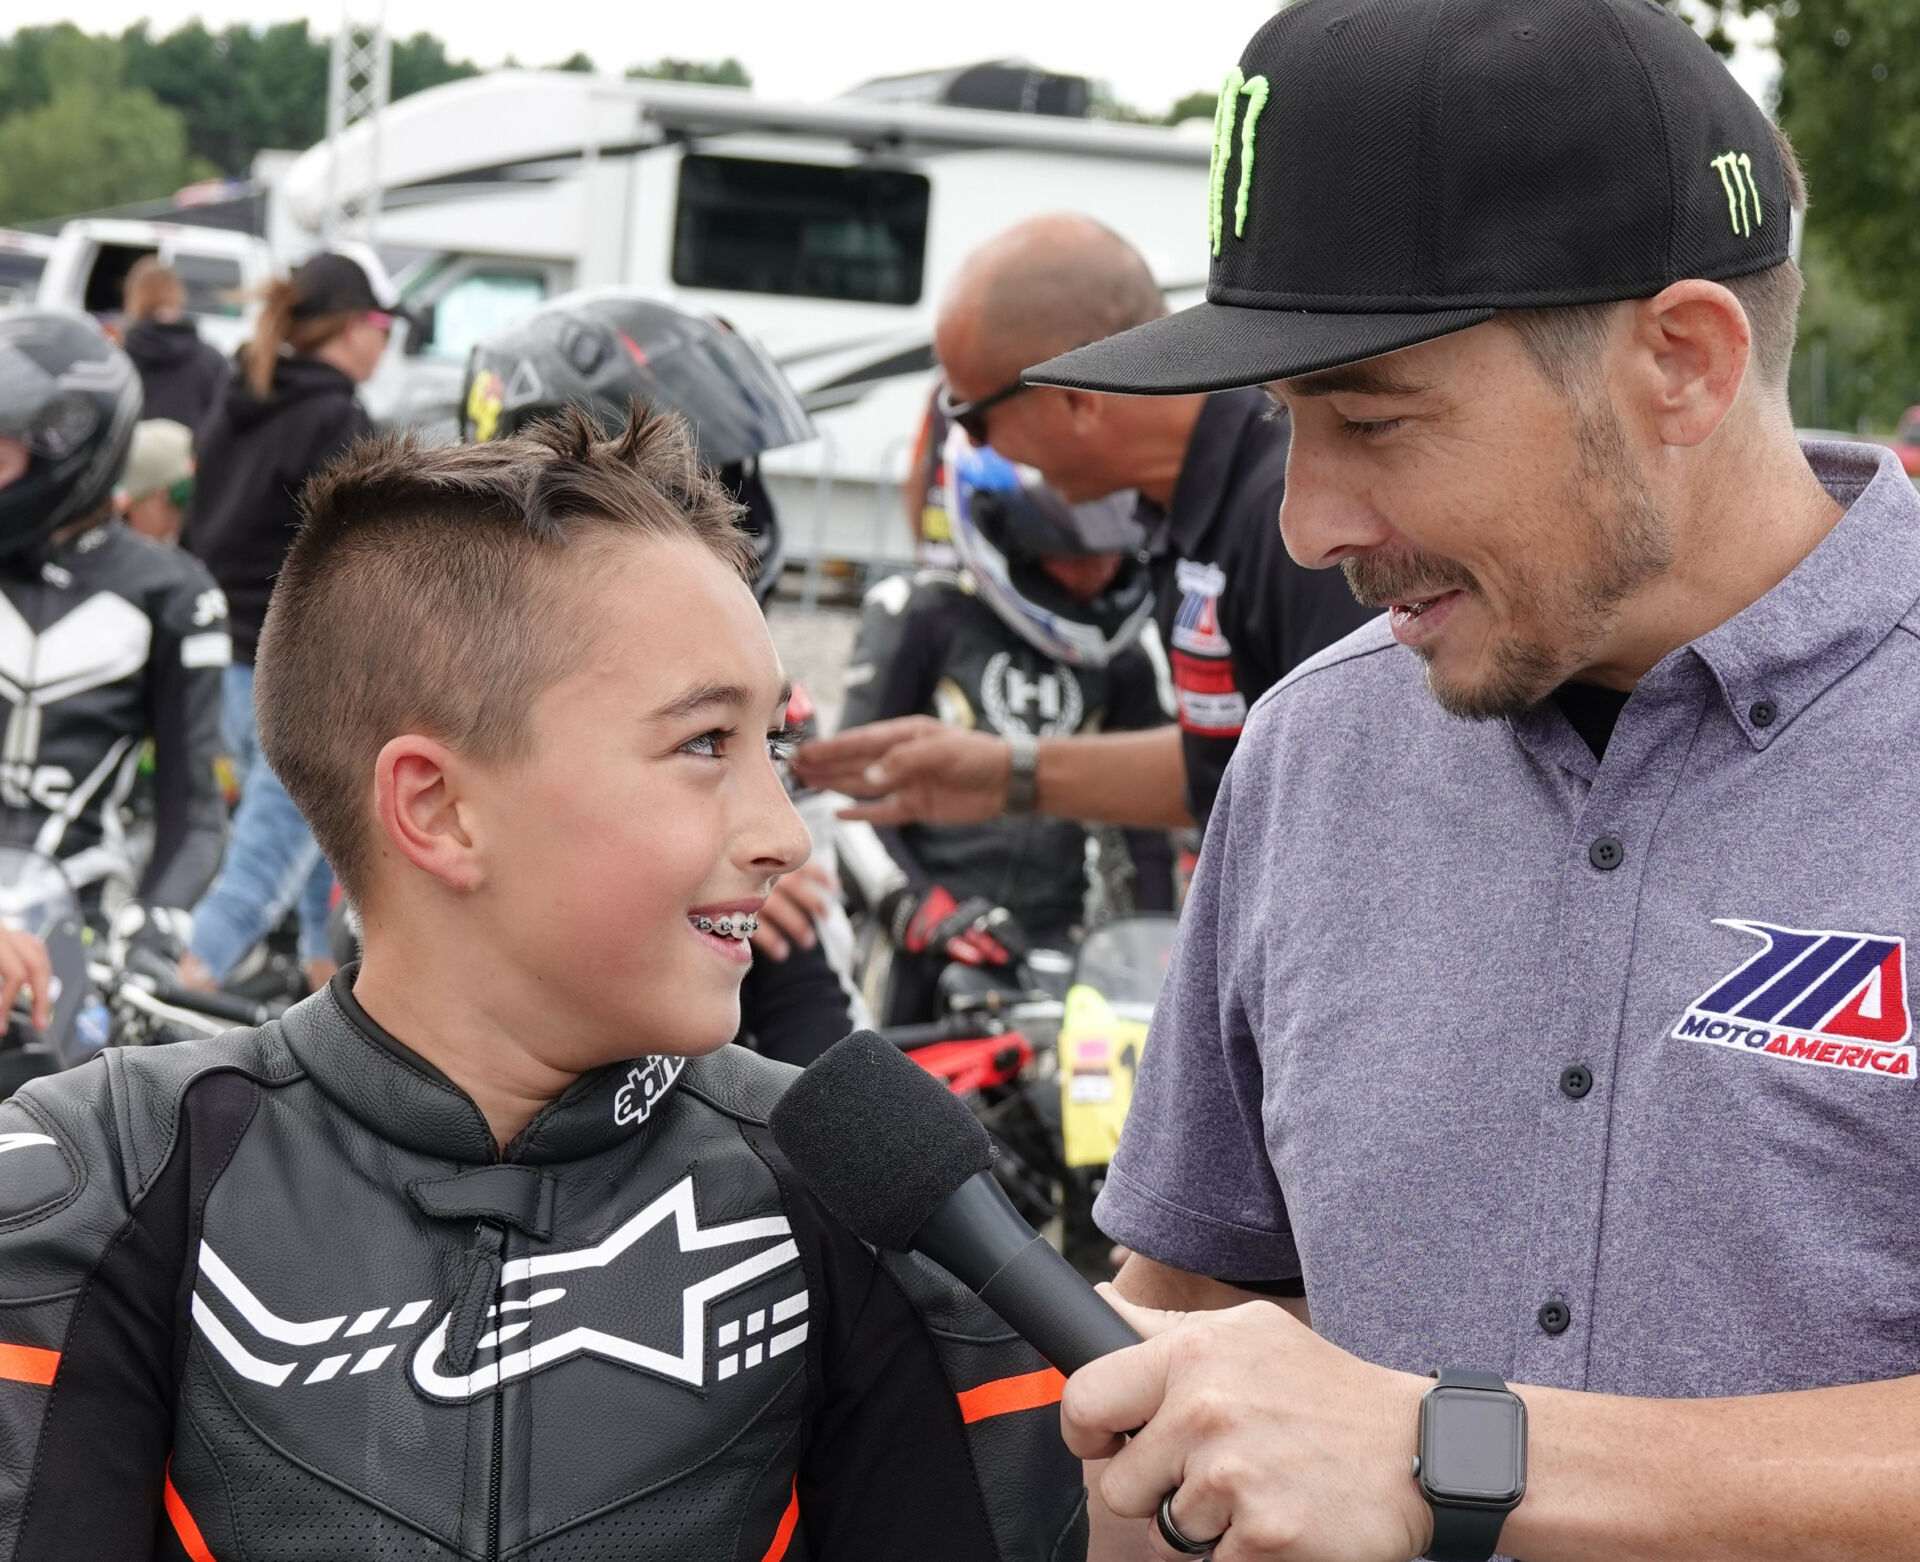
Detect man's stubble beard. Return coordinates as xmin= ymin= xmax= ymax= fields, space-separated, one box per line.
xmin=1344 ymin=392 xmax=1673 ymax=722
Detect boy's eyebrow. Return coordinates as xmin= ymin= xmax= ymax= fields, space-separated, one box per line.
xmin=650 ymin=680 xmax=794 ymax=723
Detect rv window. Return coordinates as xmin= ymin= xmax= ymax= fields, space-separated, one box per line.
xmin=173 ymin=252 xmax=245 ymax=318
xmin=673 ymin=156 xmax=929 ymax=306
xmin=418 ymin=270 xmax=547 ymax=361
xmin=83 ymin=244 xmax=157 ymax=315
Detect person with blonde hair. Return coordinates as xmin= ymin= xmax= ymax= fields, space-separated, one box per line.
xmin=119 ymin=256 xmax=228 ymax=434
xmin=178 ymin=252 xmax=390 ymax=995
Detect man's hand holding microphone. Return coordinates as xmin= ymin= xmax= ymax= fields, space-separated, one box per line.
xmin=1064 ymin=1293 xmax=1434 ymax=1562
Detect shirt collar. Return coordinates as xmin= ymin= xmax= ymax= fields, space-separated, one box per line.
xmin=1685 ymin=440 xmax=1920 ymax=750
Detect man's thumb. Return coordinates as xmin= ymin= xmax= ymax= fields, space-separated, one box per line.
xmin=1094 ymin=1283 xmax=1186 ymax=1338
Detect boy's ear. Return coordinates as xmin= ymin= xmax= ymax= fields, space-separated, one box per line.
xmin=373 ymin=734 xmax=484 ymax=893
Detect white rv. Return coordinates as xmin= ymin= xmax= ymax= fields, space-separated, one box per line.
xmin=275 ymin=70 xmax=1213 ymax=564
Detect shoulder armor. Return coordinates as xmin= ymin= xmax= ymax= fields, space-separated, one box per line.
xmin=44 ymin=1026 xmax=300 ymax=1206
xmin=677 ymin=1043 xmax=798 ymax=1126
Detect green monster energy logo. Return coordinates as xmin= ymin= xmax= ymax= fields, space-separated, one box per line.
xmin=1209 ymin=67 xmax=1271 ymax=257
xmin=1710 ymin=150 xmax=1763 ymax=238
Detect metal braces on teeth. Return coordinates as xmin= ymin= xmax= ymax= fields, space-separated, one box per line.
xmin=693 ymin=913 xmax=758 ymax=940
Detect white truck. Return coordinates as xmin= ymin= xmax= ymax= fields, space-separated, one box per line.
xmin=29 ymin=218 xmax=274 ymax=357
xmin=274 ymin=69 xmax=1215 ymax=565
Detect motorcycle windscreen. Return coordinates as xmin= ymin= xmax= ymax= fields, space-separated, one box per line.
xmin=1058 ymin=915 xmax=1179 ymax=1168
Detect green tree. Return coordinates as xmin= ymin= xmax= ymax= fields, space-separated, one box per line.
xmin=627 ymin=57 xmax=751 ymax=87
xmin=1165 ymin=89 xmax=1220 ymax=125
xmin=390 ymin=32 xmax=480 ymax=103
xmin=0 ymin=32 xmax=215 ymax=223
xmin=551 ymin=51 xmax=596 ymax=73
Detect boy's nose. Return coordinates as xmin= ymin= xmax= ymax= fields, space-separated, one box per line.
xmin=749 ymin=784 xmax=814 ymax=880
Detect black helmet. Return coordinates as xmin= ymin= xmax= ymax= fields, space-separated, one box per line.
xmin=462 ymin=291 xmax=812 ymax=465
xmin=463 ymin=292 xmax=812 ymax=603
xmin=0 ymin=310 xmax=142 ymax=563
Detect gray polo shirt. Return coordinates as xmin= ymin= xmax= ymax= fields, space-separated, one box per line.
xmin=1096 ymin=441 xmax=1920 ymax=1400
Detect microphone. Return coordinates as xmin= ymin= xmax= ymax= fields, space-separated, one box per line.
xmin=768 ymin=1029 xmax=1143 ymax=1375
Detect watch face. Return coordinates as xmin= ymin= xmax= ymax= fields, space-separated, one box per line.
xmin=1421 ymin=1388 xmax=1526 ymax=1504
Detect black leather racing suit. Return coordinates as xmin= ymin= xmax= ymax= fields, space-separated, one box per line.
xmin=0 ymin=976 xmax=1085 ymax=1560
xmin=0 ymin=520 xmax=228 ymax=909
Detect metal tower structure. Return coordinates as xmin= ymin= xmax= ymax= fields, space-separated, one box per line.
xmin=321 ymin=2 xmax=392 ymax=246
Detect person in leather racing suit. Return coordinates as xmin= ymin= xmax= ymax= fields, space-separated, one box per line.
xmin=843 ymin=424 xmax=1173 ymax=1027
xmin=0 ymin=408 xmax=1084 ymax=1560
xmin=0 ymin=310 xmax=227 ymax=921
xmin=465 ymin=293 xmax=860 ymax=1064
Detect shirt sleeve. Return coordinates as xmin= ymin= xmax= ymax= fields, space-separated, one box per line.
xmin=1093 ymin=757 xmax=1300 ymax=1281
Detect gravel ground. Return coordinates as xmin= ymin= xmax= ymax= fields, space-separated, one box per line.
xmin=766 ymin=601 xmax=859 ymax=733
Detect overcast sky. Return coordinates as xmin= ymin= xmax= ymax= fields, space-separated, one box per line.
xmin=27 ymin=1 xmax=1776 ymax=118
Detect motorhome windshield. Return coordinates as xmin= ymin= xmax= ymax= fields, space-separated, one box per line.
xmin=672 ymin=155 xmax=930 ymax=306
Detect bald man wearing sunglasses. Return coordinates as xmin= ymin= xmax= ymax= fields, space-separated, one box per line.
xmin=799 ymin=214 xmax=1374 ymax=833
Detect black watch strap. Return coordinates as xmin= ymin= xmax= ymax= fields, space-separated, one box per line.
xmin=1426 ymin=1501 xmax=1508 ymax=1562
xmin=1424 ymin=1369 xmax=1516 ymax=1562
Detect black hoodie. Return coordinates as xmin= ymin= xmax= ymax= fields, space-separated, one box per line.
xmin=121 ymin=317 xmax=230 ymax=434
xmin=185 ymin=355 xmax=373 ymax=662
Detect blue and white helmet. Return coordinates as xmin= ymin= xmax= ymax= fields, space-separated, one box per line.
xmin=943 ymin=425 xmax=1153 ymax=668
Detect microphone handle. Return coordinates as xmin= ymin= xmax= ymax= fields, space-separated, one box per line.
xmin=913 ymin=1172 xmax=1144 ymax=1375
xmin=976 ymin=1233 xmax=1144 ymax=1375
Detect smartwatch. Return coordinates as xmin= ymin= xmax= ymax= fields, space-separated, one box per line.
xmin=1414 ymin=1368 xmax=1527 ymax=1562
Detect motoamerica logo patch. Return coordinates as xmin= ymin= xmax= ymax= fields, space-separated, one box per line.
xmin=1674 ymin=919 xmax=1913 ymax=1079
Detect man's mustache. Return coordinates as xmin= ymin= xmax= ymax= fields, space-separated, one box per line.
xmin=1342 ymin=549 xmax=1478 ymax=608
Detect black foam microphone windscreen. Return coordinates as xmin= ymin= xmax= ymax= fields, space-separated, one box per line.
xmin=768 ymin=1028 xmax=994 ymax=1251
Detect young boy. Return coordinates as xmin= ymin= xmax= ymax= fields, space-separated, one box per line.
xmin=0 ymin=410 xmax=1085 ymax=1560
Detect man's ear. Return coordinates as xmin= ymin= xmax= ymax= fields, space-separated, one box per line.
xmin=1625 ymin=280 xmax=1752 ymax=450
xmin=372 ymin=734 xmax=484 ymax=892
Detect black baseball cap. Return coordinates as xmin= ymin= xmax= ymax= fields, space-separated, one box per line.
xmin=289 ymin=252 xmax=390 ymax=319
xmin=1027 ymin=0 xmax=1791 ymax=396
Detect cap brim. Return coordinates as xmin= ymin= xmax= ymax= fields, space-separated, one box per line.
xmin=1024 ymin=299 xmax=1497 ymax=396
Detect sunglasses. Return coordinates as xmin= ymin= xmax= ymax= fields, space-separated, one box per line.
xmin=363 ymin=310 xmax=395 ymax=336
xmin=937 ymin=378 xmax=1030 ymax=443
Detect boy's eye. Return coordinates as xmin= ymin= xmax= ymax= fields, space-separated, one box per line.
xmin=680 ymin=728 xmax=729 ymax=759
xmin=768 ymin=723 xmax=803 ymax=765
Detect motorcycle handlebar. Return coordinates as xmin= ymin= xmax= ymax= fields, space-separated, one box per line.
xmin=144 ymin=983 xmax=272 ymax=1027
xmin=880 ymin=1015 xmax=1006 ymax=1050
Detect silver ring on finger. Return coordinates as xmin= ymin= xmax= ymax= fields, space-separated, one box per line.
xmin=1156 ymin=1489 xmax=1224 ymax=1557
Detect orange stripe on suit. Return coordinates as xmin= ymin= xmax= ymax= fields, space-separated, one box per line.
xmin=0 ymin=1345 xmax=59 ymax=1387
xmin=956 ymin=1366 xmax=1066 ymax=1424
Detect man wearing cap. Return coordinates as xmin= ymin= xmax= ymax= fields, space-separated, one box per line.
xmin=114 ymin=418 xmax=195 ymax=545
xmin=1040 ymin=3 xmax=1920 ymax=1561
xmin=796 ymin=215 xmax=1375 ymax=833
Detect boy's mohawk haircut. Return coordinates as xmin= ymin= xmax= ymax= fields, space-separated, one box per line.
xmin=255 ymin=403 xmax=754 ymax=899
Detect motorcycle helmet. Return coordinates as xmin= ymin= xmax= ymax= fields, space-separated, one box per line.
xmin=0 ymin=310 xmax=142 ymax=564
xmin=462 ymin=291 xmax=813 ymax=603
xmin=943 ymin=423 xmax=1153 ymax=667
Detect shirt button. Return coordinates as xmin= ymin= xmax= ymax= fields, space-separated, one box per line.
xmin=1538 ymin=1301 xmax=1571 ymax=1335
xmin=1559 ymin=1064 xmax=1593 ymax=1099
xmin=1749 ymin=698 xmax=1778 ymax=729
xmin=1588 ymin=836 xmax=1624 ymax=871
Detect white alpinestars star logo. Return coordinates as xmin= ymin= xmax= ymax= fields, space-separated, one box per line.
xmin=190 ymin=1176 xmax=807 ymax=1400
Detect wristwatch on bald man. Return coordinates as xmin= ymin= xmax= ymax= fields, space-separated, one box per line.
xmin=1003 ymin=730 xmax=1039 ymax=816
xmin=1415 ymin=1369 xmax=1527 ymax=1561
